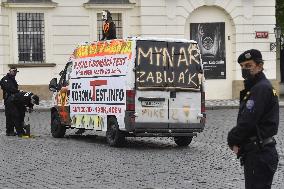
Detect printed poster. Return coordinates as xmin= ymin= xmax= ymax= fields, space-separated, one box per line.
xmin=69 ymin=39 xmax=134 ymax=115
xmin=190 ymin=22 xmax=226 ymax=79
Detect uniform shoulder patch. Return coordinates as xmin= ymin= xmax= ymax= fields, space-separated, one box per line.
xmin=246 ymin=100 xmax=254 ymax=110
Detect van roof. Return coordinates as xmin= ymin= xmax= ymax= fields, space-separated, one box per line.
xmin=75 ymin=37 xmax=197 ymax=47
xmin=129 ymin=36 xmax=197 ymax=43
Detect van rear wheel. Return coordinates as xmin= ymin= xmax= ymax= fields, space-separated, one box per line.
xmin=106 ymin=116 xmax=125 ymax=147
xmin=51 ymin=111 xmax=66 ymax=138
xmin=174 ymin=136 xmax=193 ymax=147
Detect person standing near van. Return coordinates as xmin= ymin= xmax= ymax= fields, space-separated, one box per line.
xmin=0 ymin=67 xmax=20 ymax=136
xmin=227 ymin=49 xmax=279 ymax=189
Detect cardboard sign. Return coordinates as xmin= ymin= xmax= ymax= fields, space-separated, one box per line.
xmin=136 ymin=40 xmax=202 ymax=89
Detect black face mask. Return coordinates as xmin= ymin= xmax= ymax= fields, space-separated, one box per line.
xmin=8 ymin=73 xmax=16 ymax=78
xmin=241 ymin=69 xmax=254 ymax=80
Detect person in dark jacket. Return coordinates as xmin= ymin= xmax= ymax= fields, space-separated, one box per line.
xmin=5 ymin=91 xmax=39 ymax=137
xmin=100 ymin=10 xmax=116 ymax=40
xmin=227 ymin=49 xmax=279 ymax=189
xmin=0 ymin=67 xmax=20 ymax=136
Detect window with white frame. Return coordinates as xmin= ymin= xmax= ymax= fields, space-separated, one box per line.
xmin=17 ymin=13 xmax=45 ymax=63
xmin=97 ymin=12 xmax=123 ymax=40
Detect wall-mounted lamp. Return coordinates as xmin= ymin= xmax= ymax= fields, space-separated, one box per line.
xmin=274 ymin=26 xmax=282 ymax=39
xmin=270 ymin=26 xmax=282 ymax=51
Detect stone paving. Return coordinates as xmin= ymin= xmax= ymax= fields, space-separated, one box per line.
xmin=0 ymin=109 xmax=283 ymax=189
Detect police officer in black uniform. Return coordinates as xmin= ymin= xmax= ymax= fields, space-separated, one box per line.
xmin=227 ymin=49 xmax=279 ymax=189
xmin=5 ymin=91 xmax=39 ymax=137
xmin=0 ymin=67 xmax=20 ymax=136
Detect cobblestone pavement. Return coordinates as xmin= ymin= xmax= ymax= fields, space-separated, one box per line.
xmin=0 ymin=109 xmax=283 ymax=189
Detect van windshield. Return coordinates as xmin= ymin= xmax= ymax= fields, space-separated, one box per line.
xmin=135 ymin=40 xmax=203 ymax=91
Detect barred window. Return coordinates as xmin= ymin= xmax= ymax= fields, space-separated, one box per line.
xmin=97 ymin=13 xmax=123 ymax=40
xmin=17 ymin=13 xmax=45 ymax=63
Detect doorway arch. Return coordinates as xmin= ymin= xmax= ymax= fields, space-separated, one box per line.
xmin=186 ymin=6 xmax=236 ymax=99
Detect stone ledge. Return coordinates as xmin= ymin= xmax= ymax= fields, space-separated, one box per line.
xmin=0 ymin=85 xmax=52 ymax=101
xmin=8 ymin=63 xmax=56 ymax=68
xmin=83 ymin=3 xmax=135 ymax=9
xmin=2 ymin=2 xmax=57 ymax=8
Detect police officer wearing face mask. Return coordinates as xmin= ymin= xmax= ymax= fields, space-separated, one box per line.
xmin=0 ymin=66 xmax=20 ymax=136
xmin=227 ymin=49 xmax=279 ymax=189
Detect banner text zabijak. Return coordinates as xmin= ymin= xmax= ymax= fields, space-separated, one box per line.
xmin=135 ymin=41 xmax=203 ymax=89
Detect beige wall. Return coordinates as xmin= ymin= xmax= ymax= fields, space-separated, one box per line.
xmin=0 ymin=0 xmax=277 ymax=100
xmin=186 ymin=6 xmax=235 ymax=100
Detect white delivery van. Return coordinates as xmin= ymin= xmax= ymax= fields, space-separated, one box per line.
xmin=49 ymin=37 xmax=206 ymax=147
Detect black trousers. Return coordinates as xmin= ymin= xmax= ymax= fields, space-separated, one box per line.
xmin=5 ymin=103 xmax=26 ymax=135
xmin=243 ymin=145 xmax=279 ymax=189
xmin=4 ymin=105 xmax=15 ymax=134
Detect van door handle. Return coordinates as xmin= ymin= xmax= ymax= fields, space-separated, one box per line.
xmin=170 ymin=91 xmax=176 ymax=98
xmin=138 ymin=97 xmax=165 ymax=101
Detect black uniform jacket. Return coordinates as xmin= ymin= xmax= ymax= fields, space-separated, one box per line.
xmin=227 ymin=72 xmax=279 ymax=147
xmin=13 ymin=91 xmax=34 ymax=108
xmin=101 ymin=21 xmax=116 ymax=40
xmin=0 ymin=73 xmax=19 ymax=104
xmin=5 ymin=91 xmax=34 ymax=120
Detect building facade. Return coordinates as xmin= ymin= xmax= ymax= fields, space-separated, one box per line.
xmin=0 ymin=0 xmax=278 ymax=100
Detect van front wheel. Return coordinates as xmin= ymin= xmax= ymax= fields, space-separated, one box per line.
xmin=51 ymin=111 xmax=66 ymax=138
xmin=174 ymin=136 xmax=193 ymax=147
xmin=106 ymin=116 xmax=125 ymax=147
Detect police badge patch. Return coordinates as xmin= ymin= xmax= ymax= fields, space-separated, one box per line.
xmin=245 ymin=53 xmax=251 ymax=59
xmin=246 ymin=100 xmax=254 ymax=110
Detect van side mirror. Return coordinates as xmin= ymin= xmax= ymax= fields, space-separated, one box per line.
xmin=49 ymin=78 xmax=58 ymax=92
xmin=59 ymin=70 xmax=65 ymax=76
